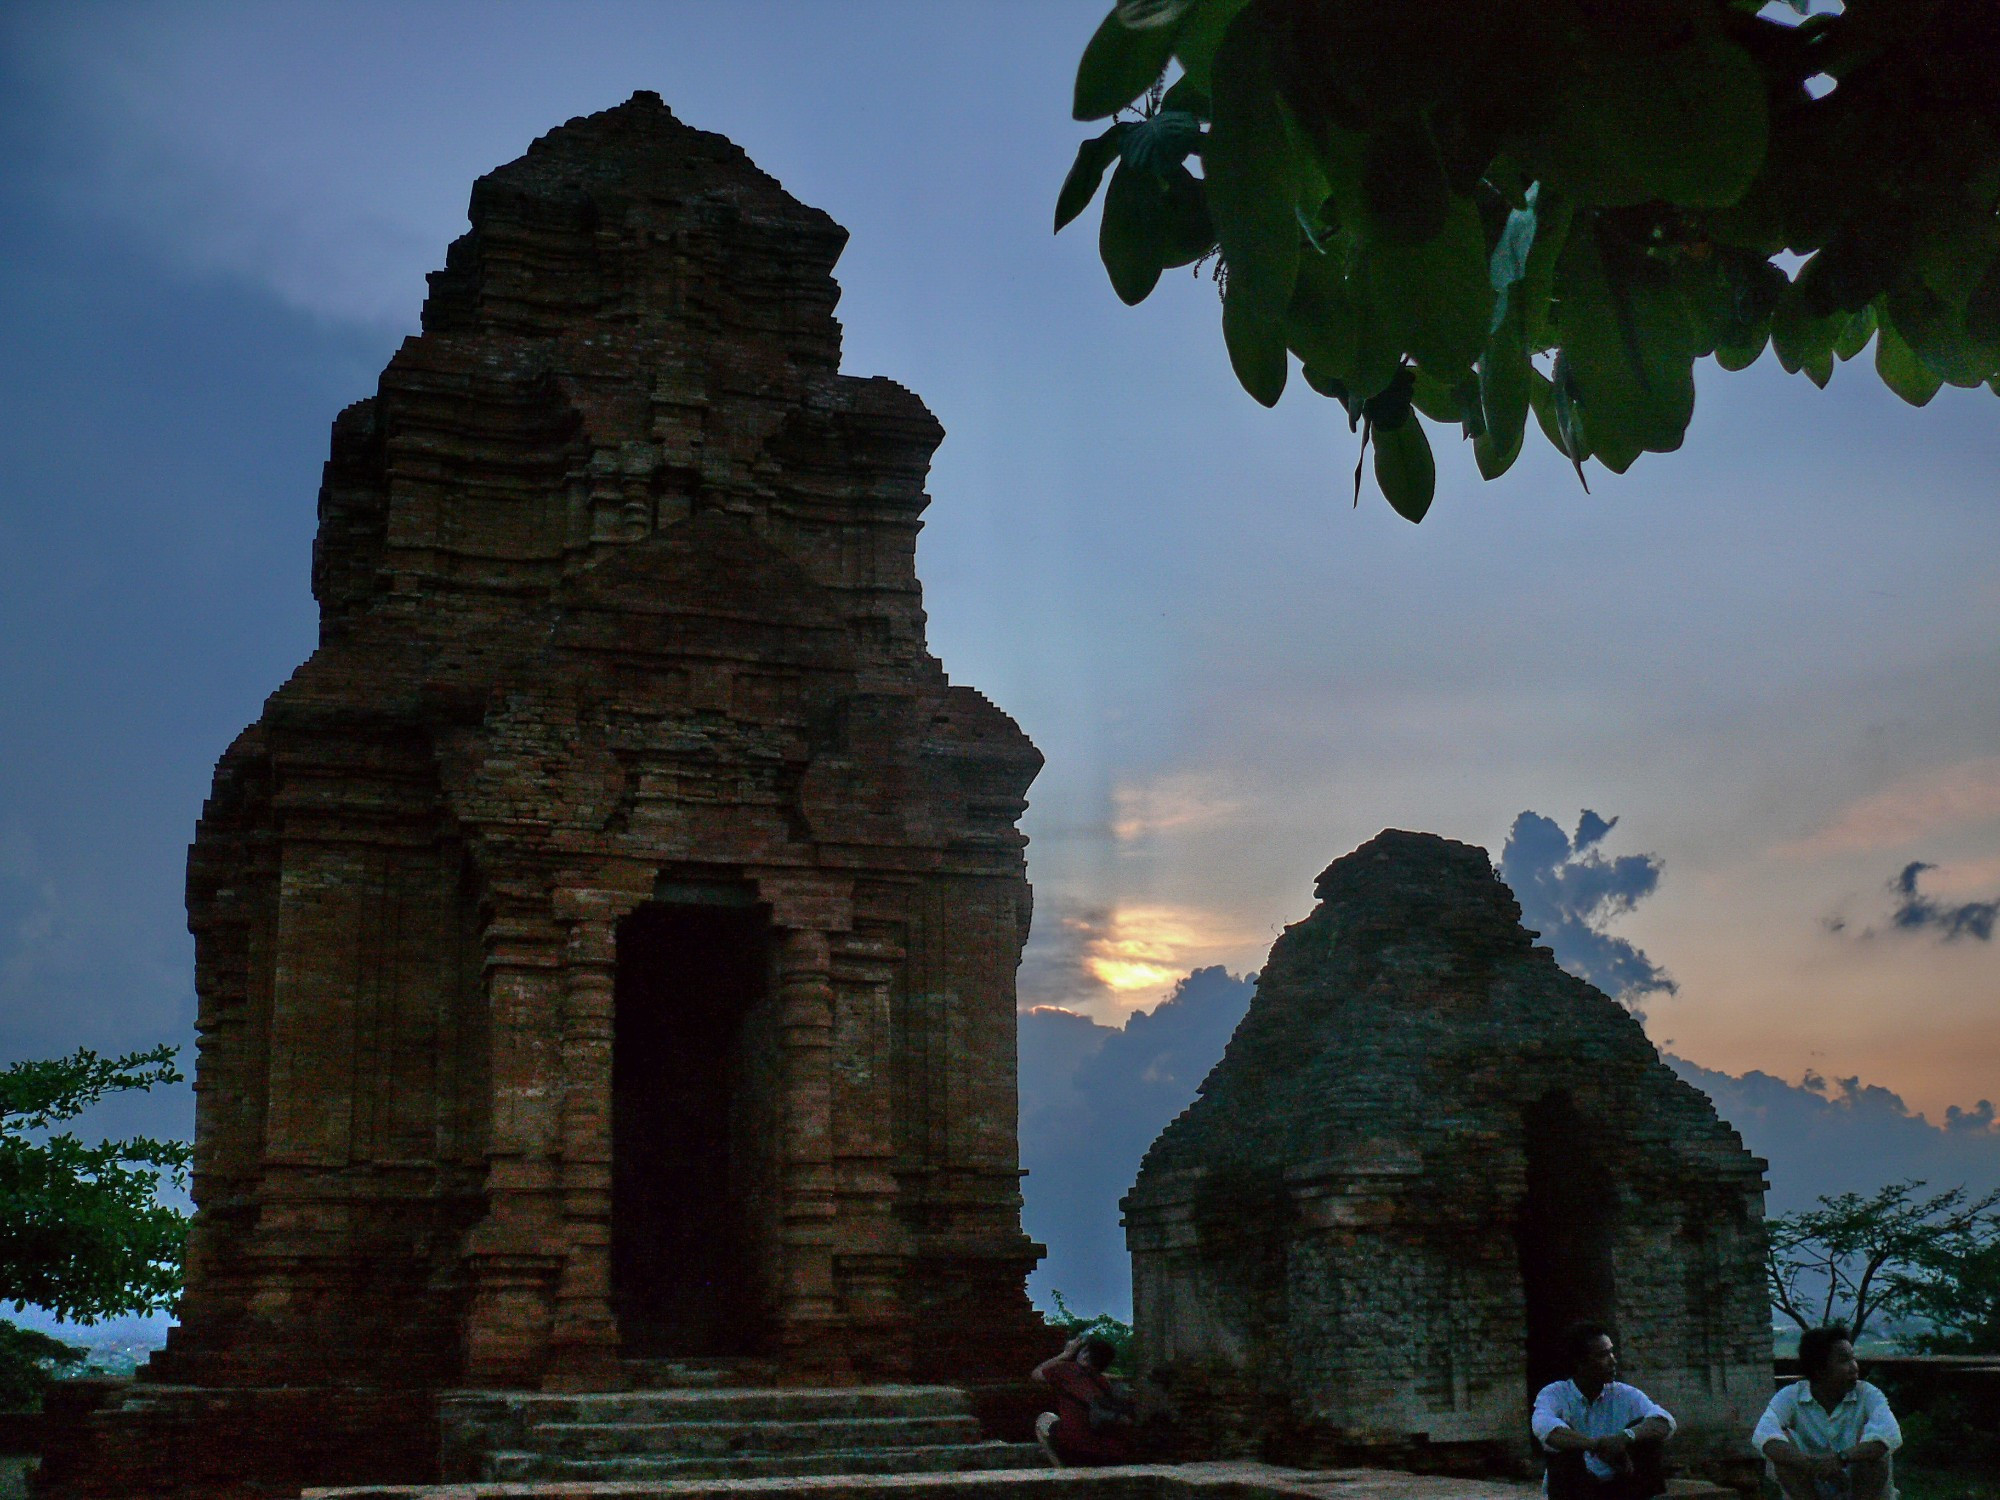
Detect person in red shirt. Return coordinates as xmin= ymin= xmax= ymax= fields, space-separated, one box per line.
xmin=1032 ymin=1333 xmax=1135 ymax=1467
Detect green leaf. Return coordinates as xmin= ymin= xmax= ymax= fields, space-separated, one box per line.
xmin=1533 ymin=32 xmax=1767 ymax=209
xmin=1712 ymin=253 xmax=1783 ymax=370
xmin=1159 ymin=166 xmax=1215 ymax=266
xmin=1205 ymin=10 xmax=1300 ymax=325
xmin=1517 ymin=191 xmax=1573 ymax=348
xmin=1477 ymin=305 xmax=1531 ymax=479
xmin=1713 ymin=328 xmax=1767 ymax=371
xmin=1965 ymin=258 xmax=2000 ymax=349
xmin=1528 ymin=366 xmax=1568 ymax=455
xmin=1875 ymin=310 xmax=1945 ymax=407
xmin=1114 ymin=0 xmax=1196 ymax=24
xmin=1833 ymin=303 xmax=1878 ymax=362
xmin=1556 ymin=225 xmax=1697 ymax=456
xmin=1286 ymin=251 xmax=1360 ymax=381
xmin=1099 ymin=162 xmax=1167 ymax=305
xmin=1361 ymin=192 xmax=1493 ymax=372
xmin=1169 ymin=0 xmax=1252 ymax=95
xmin=1373 ymin=417 xmax=1435 ymax=522
xmin=1489 ymin=192 xmax=1539 ymax=307
xmin=1363 ymin=365 xmax=1415 ymax=431
xmin=1550 ymin=355 xmax=1593 ymax=489
xmin=1074 ymin=7 xmax=1181 ymax=121
xmin=1590 ymin=426 xmax=1645 ymax=474
xmin=1410 ymin=365 xmax=1460 ymax=423
xmin=1160 ymin=75 xmax=1210 ymax=117
xmin=1224 ymin=281 xmax=1288 ymax=406
xmin=1362 ymin=122 xmax=1450 ymax=246
xmin=1056 ymin=126 xmax=1129 ymax=233
xmin=1887 ymin=281 xmax=1998 ymax=389
xmin=1771 ymin=277 xmax=1845 ymax=378
xmin=1348 ymin=304 xmax=1404 ymax=400
xmin=1120 ymin=109 xmax=1203 ymax=176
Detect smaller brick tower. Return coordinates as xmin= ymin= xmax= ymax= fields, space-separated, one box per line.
xmin=1125 ymin=830 xmax=1769 ymax=1480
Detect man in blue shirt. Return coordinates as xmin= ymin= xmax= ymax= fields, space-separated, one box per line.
xmin=1753 ymin=1325 xmax=1900 ymax=1500
xmin=1531 ymin=1322 xmax=1676 ymax=1500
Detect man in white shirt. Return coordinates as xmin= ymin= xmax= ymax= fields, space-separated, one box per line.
xmin=1531 ymin=1322 xmax=1676 ymax=1500
xmin=1752 ymin=1325 xmax=1900 ymax=1500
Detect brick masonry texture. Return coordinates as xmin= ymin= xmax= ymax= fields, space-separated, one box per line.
xmin=41 ymin=94 xmax=1054 ymax=1497
xmin=1124 ymin=832 xmax=1770 ymax=1485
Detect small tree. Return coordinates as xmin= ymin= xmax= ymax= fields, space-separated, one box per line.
xmin=1766 ymin=1180 xmax=2000 ymax=1343
xmin=0 ymin=1045 xmax=190 ymax=1407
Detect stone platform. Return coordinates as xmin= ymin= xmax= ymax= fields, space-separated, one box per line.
xmin=306 ymin=1460 xmax=1538 ymax=1499
xmin=306 ymin=1460 xmax=1739 ymax=1499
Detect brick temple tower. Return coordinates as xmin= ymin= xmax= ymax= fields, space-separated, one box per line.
xmin=151 ymin=93 xmax=1048 ymax=1396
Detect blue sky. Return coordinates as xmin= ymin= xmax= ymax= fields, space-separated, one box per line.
xmin=2 ymin=1 xmax=1996 ymax=1152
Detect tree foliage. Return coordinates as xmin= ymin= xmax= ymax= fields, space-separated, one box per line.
xmin=1057 ymin=0 xmax=2000 ymax=521
xmin=0 ymin=1045 xmax=190 ymax=1407
xmin=1765 ymin=1180 xmax=2000 ymax=1342
xmin=1042 ymin=1289 xmax=1136 ymax=1371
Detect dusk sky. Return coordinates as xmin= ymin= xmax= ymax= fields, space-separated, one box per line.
xmin=3 ymin=0 xmax=1996 ymax=1174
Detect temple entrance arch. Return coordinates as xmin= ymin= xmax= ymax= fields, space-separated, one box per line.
xmin=610 ymin=888 xmax=778 ymax=1358
xmin=1515 ymin=1088 xmax=1620 ymax=1400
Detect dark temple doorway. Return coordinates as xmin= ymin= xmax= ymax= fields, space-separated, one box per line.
xmin=1515 ymin=1089 xmax=1620 ymax=1399
xmin=611 ymin=898 xmax=774 ymax=1357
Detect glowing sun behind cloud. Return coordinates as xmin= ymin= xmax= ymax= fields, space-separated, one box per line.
xmin=1079 ymin=905 xmax=1258 ymax=1002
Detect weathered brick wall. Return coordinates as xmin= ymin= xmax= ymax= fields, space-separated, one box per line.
xmin=1127 ymin=831 xmax=1769 ymax=1483
xmin=36 ymin=1379 xmax=439 ymax=1498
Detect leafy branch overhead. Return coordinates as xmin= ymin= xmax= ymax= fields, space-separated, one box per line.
xmin=1057 ymin=0 xmax=2000 ymax=522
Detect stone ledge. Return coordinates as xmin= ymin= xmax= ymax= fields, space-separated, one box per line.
xmin=305 ymin=1458 xmax=1541 ymax=1500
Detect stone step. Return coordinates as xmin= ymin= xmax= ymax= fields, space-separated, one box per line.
xmin=621 ymin=1357 xmax=781 ymax=1390
xmin=495 ymin=1384 xmax=974 ymax=1426
xmin=525 ymin=1413 xmax=985 ymax=1459
xmin=484 ymin=1439 xmax=1045 ymax=1483
xmin=1664 ymin=1482 xmax=1735 ymax=1500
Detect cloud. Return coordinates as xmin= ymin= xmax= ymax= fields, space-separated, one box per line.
xmin=1109 ymin=772 xmax=1241 ymax=843
xmin=1782 ymin=756 xmax=2000 ymax=857
xmin=1018 ymin=967 xmax=1257 ymax=1317
xmin=1827 ymin=860 xmax=2000 ymax=942
xmin=1017 ymin=898 xmax=1258 ymax=1012
xmin=0 ymin=828 xmax=67 ymax=996
xmin=1667 ymin=1055 xmax=2000 ymax=1217
xmin=1886 ymin=861 xmax=1998 ymax=941
xmin=1498 ymin=809 xmax=1676 ymax=1006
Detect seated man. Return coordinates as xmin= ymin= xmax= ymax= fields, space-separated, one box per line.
xmin=1030 ymin=1333 xmax=1134 ymax=1467
xmin=1753 ymin=1325 xmax=1901 ymax=1500
xmin=1531 ymin=1322 xmax=1675 ymax=1500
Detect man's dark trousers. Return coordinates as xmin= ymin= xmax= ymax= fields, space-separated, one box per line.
xmin=1544 ymin=1441 xmax=1666 ymax=1500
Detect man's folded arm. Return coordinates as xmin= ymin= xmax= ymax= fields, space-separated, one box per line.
xmin=1857 ymin=1386 xmax=1902 ymax=1453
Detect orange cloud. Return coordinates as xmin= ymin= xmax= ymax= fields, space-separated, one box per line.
xmin=1781 ymin=756 xmax=2000 ymax=857
xmin=1110 ymin=773 xmax=1242 ymax=843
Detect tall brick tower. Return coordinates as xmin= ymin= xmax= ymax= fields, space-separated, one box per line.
xmin=156 ymin=93 xmax=1048 ymax=1396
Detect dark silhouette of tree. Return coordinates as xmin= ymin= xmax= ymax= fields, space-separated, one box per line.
xmin=1765 ymin=1180 xmax=2000 ymax=1340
